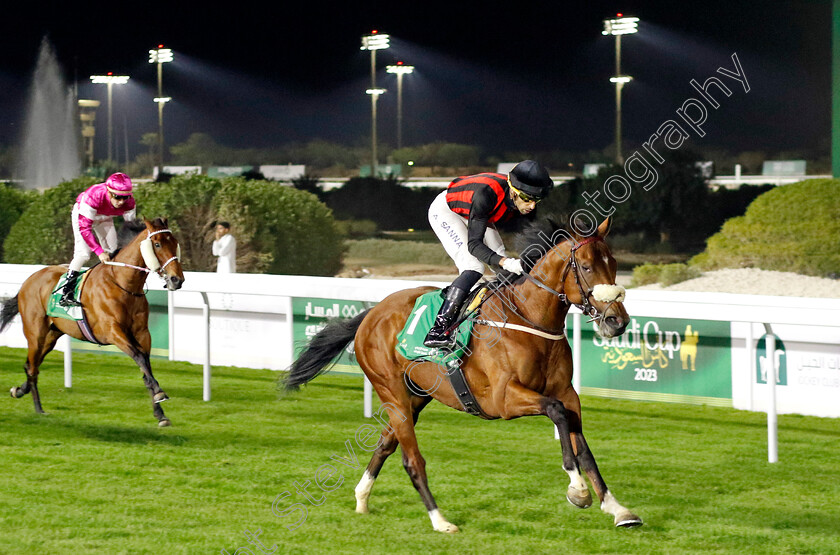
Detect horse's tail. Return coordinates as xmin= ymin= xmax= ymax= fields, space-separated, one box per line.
xmin=0 ymin=295 xmax=20 ymax=333
xmin=283 ymin=309 xmax=371 ymax=391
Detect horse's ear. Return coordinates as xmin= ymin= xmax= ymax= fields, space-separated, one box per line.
xmin=143 ymin=216 xmax=152 ymax=228
xmin=597 ymin=216 xmax=613 ymax=238
xmin=163 ymin=217 xmax=169 ymax=228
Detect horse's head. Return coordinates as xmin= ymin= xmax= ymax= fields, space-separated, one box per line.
xmin=520 ymin=216 xmax=628 ymax=338
xmin=140 ymin=217 xmax=184 ymax=291
xmin=561 ymin=217 xmax=628 ymax=338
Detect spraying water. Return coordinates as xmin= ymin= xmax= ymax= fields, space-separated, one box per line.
xmin=18 ymin=38 xmax=80 ymax=189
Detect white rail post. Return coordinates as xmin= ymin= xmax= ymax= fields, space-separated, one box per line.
xmin=168 ymin=289 xmax=175 ymax=361
xmin=557 ymin=311 xmax=583 ymax=440
xmin=201 ymin=292 xmax=211 ymax=402
xmin=763 ymin=323 xmax=778 ymax=463
xmin=63 ymin=334 xmax=72 ymax=388
xmin=364 ymin=376 xmax=373 ymax=418
xmin=573 ymin=312 xmax=582 ymax=393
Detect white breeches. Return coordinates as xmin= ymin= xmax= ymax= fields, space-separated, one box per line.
xmin=69 ymin=203 xmax=117 ymax=272
xmin=428 ymin=191 xmax=505 ymax=274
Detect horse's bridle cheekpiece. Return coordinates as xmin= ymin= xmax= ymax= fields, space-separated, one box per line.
xmin=106 ymin=229 xmax=180 ymax=279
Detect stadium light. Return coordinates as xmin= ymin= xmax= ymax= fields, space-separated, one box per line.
xmin=149 ymin=45 xmax=174 ymax=173
xmin=361 ymin=31 xmax=390 ymax=176
xmin=386 ymin=62 xmax=414 ymax=149
xmin=90 ymin=73 xmax=130 ymax=162
xmin=602 ymin=14 xmax=639 ymax=164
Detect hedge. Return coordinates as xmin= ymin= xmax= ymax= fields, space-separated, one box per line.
xmin=690 ymin=178 xmax=840 ymax=277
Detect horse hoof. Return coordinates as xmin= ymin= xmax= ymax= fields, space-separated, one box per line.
xmin=153 ymin=392 xmax=169 ymax=403
xmin=434 ymin=522 xmax=459 ymax=534
xmin=10 ymin=387 xmax=24 ymax=399
xmin=158 ymin=418 xmax=172 ymax=428
xmin=566 ymin=487 xmax=593 ymax=509
xmin=615 ymin=512 xmax=643 ymax=528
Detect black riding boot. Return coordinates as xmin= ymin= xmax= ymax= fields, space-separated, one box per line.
xmin=59 ymin=270 xmax=82 ymax=307
xmin=423 ymin=286 xmax=469 ymax=348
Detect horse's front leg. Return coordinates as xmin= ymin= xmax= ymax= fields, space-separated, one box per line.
xmin=109 ymin=327 xmax=170 ymax=426
xmin=560 ymin=390 xmax=642 ymax=527
xmin=498 ymin=383 xmax=589 ymax=510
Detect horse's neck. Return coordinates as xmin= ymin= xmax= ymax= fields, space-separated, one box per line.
xmin=110 ymin=236 xmax=147 ymax=289
xmin=508 ymin=248 xmax=571 ymax=329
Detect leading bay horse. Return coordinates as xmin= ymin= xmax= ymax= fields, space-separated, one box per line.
xmin=0 ymin=217 xmax=184 ymax=426
xmin=285 ymin=216 xmax=642 ymax=533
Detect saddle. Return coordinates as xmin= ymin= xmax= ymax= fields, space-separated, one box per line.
xmin=396 ymin=278 xmax=511 ymax=420
xmin=46 ymin=269 xmax=105 ymax=345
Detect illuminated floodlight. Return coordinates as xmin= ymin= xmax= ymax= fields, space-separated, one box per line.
xmin=154 ymin=97 xmax=172 ymax=103
xmin=365 ymin=88 xmax=387 ymax=96
xmin=602 ymin=16 xmax=639 ymax=35
xmin=149 ymin=46 xmax=174 ymax=64
xmin=90 ymin=74 xmax=130 ymax=84
xmin=386 ymin=62 xmax=414 ymax=75
xmin=361 ymin=31 xmax=390 ymax=50
xmin=609 ymin=76 xmax=633 ymax=83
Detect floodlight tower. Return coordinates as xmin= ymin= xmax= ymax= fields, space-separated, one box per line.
xmin=602 ymin=14 xmax=639 ymax=164
xmin=361 ymin=30 xmax=390 ymax=176
xmin=90 ymin=73 xmax=130 ymax=162
xmin=149 ymin=45 xmax=174 ymax=172
xmin=386 ymin=61 xmax=414 ymax=149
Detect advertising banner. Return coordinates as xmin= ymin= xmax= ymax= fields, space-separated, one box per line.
xmin=291 ymin=297 xmax=376 ymax=374
xmin=577 ymin=316 xmax=732 ymax=406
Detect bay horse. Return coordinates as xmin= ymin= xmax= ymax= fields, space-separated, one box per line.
xmin=285 ymin=216 xmax=642 ymax=533
xmin=0 ymin=217 xmax=184 ymax=427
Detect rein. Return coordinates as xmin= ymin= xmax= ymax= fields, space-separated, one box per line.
xmin=473 ymin=235 xmax=611 ymax=338
xmin=103 ymin=228 xmax=179 ymax=291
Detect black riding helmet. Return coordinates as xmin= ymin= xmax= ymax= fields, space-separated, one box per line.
xmin=508 ymin=160 xmax=554 ymax=199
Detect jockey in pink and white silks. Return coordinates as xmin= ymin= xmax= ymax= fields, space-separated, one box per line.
xmin=60 ymin=173 xmax=137 ymax=307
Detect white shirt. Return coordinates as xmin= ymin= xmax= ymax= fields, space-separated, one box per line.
xmin=212 ymin=233 xmax=237 ymax=273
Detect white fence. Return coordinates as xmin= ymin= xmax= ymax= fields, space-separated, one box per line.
xmin=2 ymin=264 xmax=839 ymax=460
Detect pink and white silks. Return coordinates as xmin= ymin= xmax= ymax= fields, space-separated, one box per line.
xmin=69 ymin=182 xmax=136 ymax=272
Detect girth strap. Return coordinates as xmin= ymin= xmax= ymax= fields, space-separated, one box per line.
xmin=444 ymin=360 xmax=493 ymax=419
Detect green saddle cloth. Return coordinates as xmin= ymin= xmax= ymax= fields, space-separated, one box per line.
xmin=46 ymin=269 xmax=88 ymax=321
xmin=396 ymin=290 xmax=476 ymax=366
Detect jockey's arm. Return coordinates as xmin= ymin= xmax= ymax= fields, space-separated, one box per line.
xmin=466 ymin=192 xmax=504 ymax=268
xmin=77 ymin=207 xmax=105 ymax=256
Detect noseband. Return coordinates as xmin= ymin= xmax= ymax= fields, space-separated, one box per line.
xmin=105 ymin=228 xmax=180 ymax=278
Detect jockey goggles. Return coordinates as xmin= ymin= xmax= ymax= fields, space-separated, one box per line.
xmin=110 ymin=192 xmax=131 ymax=201
xmin=508 ymin=181 xmax=543 ymax=204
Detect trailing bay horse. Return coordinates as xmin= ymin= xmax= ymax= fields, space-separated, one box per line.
xmin=0 ymin=217 xmax=184 ymax=426
xmin=285 ymin=216 xmax=642 ymax=533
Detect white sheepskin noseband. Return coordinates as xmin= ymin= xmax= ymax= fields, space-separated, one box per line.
xmin=592 ymin=284 xmax=626 ymax=303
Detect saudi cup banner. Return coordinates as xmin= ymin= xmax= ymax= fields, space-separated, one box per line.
xmin=576 ymin=316 xmax=732 ymax=406
xmin=291 ymin=298 xmax=375 ymax=374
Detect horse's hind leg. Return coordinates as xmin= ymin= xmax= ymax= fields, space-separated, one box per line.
xmin=355 ymin=395 xmax=431 ymax=514
xmin=12 ymin=326 xmax=63 ymax=414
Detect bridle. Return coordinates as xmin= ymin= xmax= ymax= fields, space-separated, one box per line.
xmin=104 ymin=228 xmax=180 ymax=279
xmin=510 ymin=235 xmax=613 ymax=327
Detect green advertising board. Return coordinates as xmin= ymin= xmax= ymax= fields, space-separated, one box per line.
xmin=575 ymin=315 xmax=732 ymax=406
xmin=291 ymin=297 xmax=376 ymax=374
xmin=71 ymin=290 xmax=169 ymax=357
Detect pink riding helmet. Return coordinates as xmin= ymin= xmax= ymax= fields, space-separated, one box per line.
xmin=105 ymin=173 xmax=133 ymax=196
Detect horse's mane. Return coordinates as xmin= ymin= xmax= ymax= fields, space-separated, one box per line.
xmin=513 ymin=218 xmax=575 ymax=274
xmin=113 ymin=218 xmax=167 ymax=256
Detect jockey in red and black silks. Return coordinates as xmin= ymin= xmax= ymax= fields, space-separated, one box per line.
xmin=425 ymin=160 xmax=555 ymax=348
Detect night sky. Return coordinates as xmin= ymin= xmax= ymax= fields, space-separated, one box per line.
xmin=0 ymin=0 xmax=831 ymax=158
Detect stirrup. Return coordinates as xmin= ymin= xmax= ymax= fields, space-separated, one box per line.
xmin=424 ymin=329 xmax=455 ymax=348
xmin=60 ymin=294 xmax=81 ymax=308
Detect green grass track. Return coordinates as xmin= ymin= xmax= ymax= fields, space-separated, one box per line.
xmin=1 ymin=346 xmax=839 ymax=554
